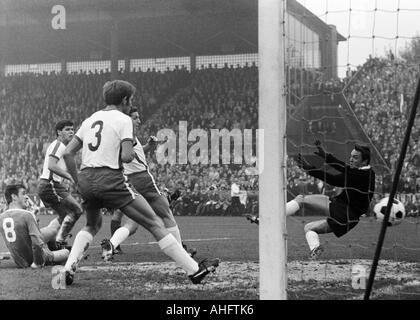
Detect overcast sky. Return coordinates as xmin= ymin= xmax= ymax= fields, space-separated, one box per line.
xmin=296 ymin=0 xmax=420 ymax=77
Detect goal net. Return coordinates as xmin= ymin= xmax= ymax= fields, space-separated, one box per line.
xmin=265 ymin=0 xmax=420 ymax=299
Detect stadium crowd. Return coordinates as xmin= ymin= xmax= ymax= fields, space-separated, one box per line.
xmin=1 ymin=57 xmax=420 ymax=216
xmin=345 ymin=56 xmax=420 ymax=196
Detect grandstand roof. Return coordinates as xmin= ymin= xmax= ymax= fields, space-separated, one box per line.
xmin=0 ymin=0 xmax=345 ymax=65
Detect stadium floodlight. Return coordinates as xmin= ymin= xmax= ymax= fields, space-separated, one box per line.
xmin=258 ymin=0 xmax=288 ymax=300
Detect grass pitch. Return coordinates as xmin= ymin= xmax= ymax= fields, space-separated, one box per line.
xmin=1 ymin=214 xmax=420 ymax=300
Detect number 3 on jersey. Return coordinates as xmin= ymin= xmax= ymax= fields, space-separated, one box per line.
xmin=88 ymin=120 xmax=104 ymax=151
xmin=2 ymin=217 xmax=16 ymax=242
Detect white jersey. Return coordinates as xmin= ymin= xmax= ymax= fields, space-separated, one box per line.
xmin=124 ymin=137 xmax=148 ymax=174
xmin=39 ymin=140 xmax=67 ymax=183
xmin=75 ymin=109 xmax=133 ymax=170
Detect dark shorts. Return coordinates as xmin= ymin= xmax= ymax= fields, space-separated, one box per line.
xmin=78 ymin=167 xmax=138 ymax=210
xmin=38 ymin=179 xmax=70 ymax=207
xmin=127 ymin=170 xmax=161 ymax=203
xmin=327 ymin=200 xmax=359 ymax=238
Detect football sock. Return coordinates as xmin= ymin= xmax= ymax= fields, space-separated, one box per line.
xmin=110 ymin=227 xmax=130 ymax=249
xmin=305 ymin=230 xmax=320 ymax=251
xmin=286 ymin=200 xmax=300 ymax=216
xmin=158 ymin=233 xmax=199 ymax=275
xmin=56 ymin=215 xmax=76 ymax=243
xmin=64 ymin=230 xmax=93 ymax=272
xmin=110 ymin=220 xmax=121 ymax=236
xmin=167 ymin=225 xmax=182 ymax=244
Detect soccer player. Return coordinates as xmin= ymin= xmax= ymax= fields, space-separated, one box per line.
xmin=103 ymin=107 xmax=195 ymax=260
xmin=246 ymin=141 xmax=375 ymax=260
xmin=293 ymin=141 xmax=375 ymax=259
xmin=0 ymin=184 xmax=69 ymax=268
xmin=38 ymin=120 xmax=83 ymax=247
xmin=56 ymin=80 xmax=219 ymax=288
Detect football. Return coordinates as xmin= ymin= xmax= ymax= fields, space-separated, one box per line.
xmin=373 ymin=197 xmax=406 ymax=226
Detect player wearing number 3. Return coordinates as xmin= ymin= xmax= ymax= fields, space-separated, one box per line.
xmin=55 ymin=80 xmax=219 ymax=288
xmin=0 ymin=184 xmax=69 ymax=268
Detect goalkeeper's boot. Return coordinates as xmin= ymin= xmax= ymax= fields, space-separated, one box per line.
xmin=310 ymin=245 xmax=324 ymax=260
xmin=189 ymin=258 xmax=220 ymax=284
xmin=101 ymin=238 xmax=114 ymax=262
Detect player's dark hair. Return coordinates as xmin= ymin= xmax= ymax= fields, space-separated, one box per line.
xmin=4 ymin=184 xmax=26 ymax=205
xmin=103 ymin=80 xmax=136 ymax=106
xmin=129 ymin=107 xmax=138 ymax=116
xmin=354 ymin=144 xmax=371 ymax=165
xmin=55 ymin=120 xmax=74 ymax=137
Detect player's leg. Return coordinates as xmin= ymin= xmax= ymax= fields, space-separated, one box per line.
xmin=42 ymin=247 xmax=70 ymax=266
xmin=287 ymin=194 xmax=330 ymax=216
xmin=61 ymin=204 xmax=102 ymax=284
xmin=246 ymin=194 xmax=329 ymax=224
xmin=149 ymin=195 xmax=197 ymax=257
xmin=40 ymin=217 xmax=61 ymax=243
xmin=121 ymin=196 xmax=219 ymax=282
xmin=130 ymin=171 xmax=183 ymax=243
xmin=54 ymin=192 xmax=84 ymax=244
xmin=149 ymin=195 xmax=183 ymax=243
xmin=303 ymin=219 xmax=332 ymax=260
xmin=102 ymin=218 xmax=138 ymax=261
xmin=110 ymin=209 xmax=124 ymax=253
xmin=104 ymin=202 xmax=195 ymax=261
xmin=111 ymin=209 xmax=123 ymax=235
xmin=51 ymin=249 xmax=70 ymax=264
xmin=296 ymin=196 xmax=331 ymax=260
xmin=128 ymin=170 xmax=194 ymax=253
xmin=38 ymin=180 xmax=66 ymax=224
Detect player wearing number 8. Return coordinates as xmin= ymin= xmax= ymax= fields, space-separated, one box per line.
xmin=0 ymin=184 xmax=69 ymax=268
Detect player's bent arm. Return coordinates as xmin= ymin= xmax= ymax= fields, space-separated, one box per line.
xmin=31 ymin=243 xmax=45 ymax=267
xmin=63 ymin=137 xmax=83 ymax=184
xmin=121 ymin=139 xmax=135 ymax=163
xmin=47 ymin=156 xmax=74 ymax=182
xmin=306 ymin=169 xmax=346 ymax=188
xmin=325 ymin=153 xmax=346 ymax=172
xmin=142 ymin=136 xmax=159 ymax=153
xmin=26 ymin=216 xmax=46 ymax=267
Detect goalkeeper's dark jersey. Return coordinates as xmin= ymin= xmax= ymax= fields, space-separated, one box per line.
xmin=306 ymin=153 xmax=376 ymax=218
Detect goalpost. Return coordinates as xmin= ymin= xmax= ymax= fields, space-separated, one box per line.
xmin=258 ymin=0 xmax=288 ymax=300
